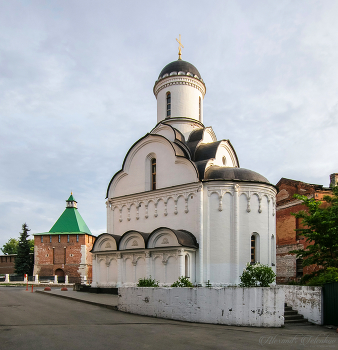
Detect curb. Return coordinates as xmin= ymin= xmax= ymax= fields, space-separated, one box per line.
xmin=0 ymin=283 xmax=74 ymax=287
xmin=35 ymin=290 xmax=118 ymax=311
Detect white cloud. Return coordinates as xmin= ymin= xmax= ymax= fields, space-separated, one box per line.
xmin=0 ymin=0 xmax=337 ymax=246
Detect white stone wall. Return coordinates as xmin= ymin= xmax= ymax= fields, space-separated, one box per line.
xmin=280 ymin=285 xmax=322 ymax=324
xmin=108 ymin=183 xmax=201 ymax=238
xmin=118 ymin=287 xmax=285 ymax=327
xmin=92 ymin=248 xmax=196 ymax=287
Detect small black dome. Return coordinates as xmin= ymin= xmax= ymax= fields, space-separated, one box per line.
xmin=159 ymin=60 xmax=201 ymax=79
xmin=204 ymin=166 xmax=270 ymax=184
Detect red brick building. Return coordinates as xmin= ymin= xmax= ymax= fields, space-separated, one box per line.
xmin=33 ymin=194 xmax=96 ymax=282
xmin=275 ymin=174 xmax=337 ymax=284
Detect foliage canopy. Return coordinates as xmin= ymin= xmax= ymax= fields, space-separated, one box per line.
xmin=1 ymin=238 xmax=19 ymax=255
xmin=290 ymin=186 xmax=338 ymax=269
xmin=239 ymin=263 xmax=276 ymax=287
xmin=1 ymin=237 xmax=34 ymax=255
xmin=306 ymin=267 xmax=338 ymax=286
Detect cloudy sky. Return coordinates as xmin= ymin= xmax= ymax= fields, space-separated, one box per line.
xmin=1 ymin=0 xmax=337 ymax=247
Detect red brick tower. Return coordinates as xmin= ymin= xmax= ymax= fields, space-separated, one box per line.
xmin=33 ymin=193 xmax=95 ymax=282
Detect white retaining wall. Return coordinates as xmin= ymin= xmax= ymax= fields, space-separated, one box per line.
xmin=280 ymin=285 xmax=322 ymax=325
xmin=118 ymin=287 xmax=285 ymax=327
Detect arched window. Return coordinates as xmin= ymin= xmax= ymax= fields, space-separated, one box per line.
xmin=251 ymin=233 xmax=260 ymax=263
xmin=166 ymin=92 xmax=171 ymax=118
xmin=271 ymin=235 xmax=275 ymax=266
xmin=185 ymin=255 xmax=189 ymax=278
xmin=151 ymin=158 xmax=156 ymax=190
xmin=251 ymin=235 xmax=256 ymax=263
xmin=199 ymin=96 xmax=201 ymax=120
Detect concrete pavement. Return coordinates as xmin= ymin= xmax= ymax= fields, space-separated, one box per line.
xmin=0 ymin=286 xmax=337 ymax=350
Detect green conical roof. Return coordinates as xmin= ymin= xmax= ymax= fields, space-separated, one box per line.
xmin=48 ymin=206 xmax=92 ymax=235
xmin=34 ymin=194 xmax=93 ymax=236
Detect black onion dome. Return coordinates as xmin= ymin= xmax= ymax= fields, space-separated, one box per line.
xmin=204 ymin=166 xmax=270 ymax=184
xmin=159 ymin=60 xmax=201 ymax=79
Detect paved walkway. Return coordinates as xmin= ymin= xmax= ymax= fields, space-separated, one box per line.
xmin=1 ymin=286 xmax=337 ymax=350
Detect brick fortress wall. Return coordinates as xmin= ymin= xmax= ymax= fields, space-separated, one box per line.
xmin=0 ymin=255 xmax=16 ymax=274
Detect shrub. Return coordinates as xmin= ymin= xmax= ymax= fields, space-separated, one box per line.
xmin=306 ymin=268 xmax=338 ymax=286
xmin=239 ymin=263 xmax=276 ymax=287
xmin=171 ymin=276 xmax=194 ymax=287
xmin=299 ymin=273 xmax=314 ymax=285
xmin=137 ymin=277 xmax=159 ymax=287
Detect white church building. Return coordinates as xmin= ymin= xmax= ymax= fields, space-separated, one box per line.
xmin=91 ymin=50 xmax=277 ymax=287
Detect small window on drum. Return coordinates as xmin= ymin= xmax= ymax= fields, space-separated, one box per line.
xmin=199 ymin=96 xmax=201 ymax=120
xmin=151 ymin=158 xmax=156 ymax=190
xmin=166 ymin=92 xmax=171 ymax=118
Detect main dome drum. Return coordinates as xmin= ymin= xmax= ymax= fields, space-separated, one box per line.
xmin=154 ymin=58 xmax=206 ymax=124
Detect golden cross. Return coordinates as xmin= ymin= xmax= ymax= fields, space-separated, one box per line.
xmin=176 ymin=34 xmax=184 ymax=60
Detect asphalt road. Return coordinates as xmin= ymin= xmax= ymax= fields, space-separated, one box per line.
xmin=0 ymin=286 xmax=336 ymax=350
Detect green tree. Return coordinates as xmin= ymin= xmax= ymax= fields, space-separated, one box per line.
xmin=290 ymin=186 xmax=338 ymax=269
xmin=14 ymin=223 xmax=34 ymax=275
xmin=1 ymin=238 xmax=19 ymax=254
xmin=1 ymin=238 xmax=34 ymax=254
xmin=28 ymin=239 xmax=34 ymax=253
